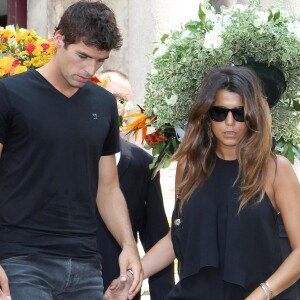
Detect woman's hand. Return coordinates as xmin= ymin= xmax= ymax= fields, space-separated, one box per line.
xmin=104 ymin=271 xmax=134 ymax=300
xmin=0 ymin=266 xmax=11 ymax=300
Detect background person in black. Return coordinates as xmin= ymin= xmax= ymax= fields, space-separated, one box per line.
xmin=105 ymin=66 xmax=300 ymax=300
xmin=0 ymin=2 xmax=142 ymax=300
xmin=96 ymin=70 xmax=175 ymax=300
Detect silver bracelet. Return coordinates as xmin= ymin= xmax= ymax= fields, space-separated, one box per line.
xmin=127 ymin=269 xmax=134 ymax=281
xmin=260 ymin=283 xmax=270 ymax=300
xmin=265 ymin=281 xmax=273 ymax=299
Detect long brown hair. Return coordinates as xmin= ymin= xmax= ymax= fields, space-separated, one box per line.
xmin=173 ymin=66 xmax=273 ymax=210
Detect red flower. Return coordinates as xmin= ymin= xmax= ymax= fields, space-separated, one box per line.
xmin=41 ymin=43 xmax=50 ymax=51
xmin=1 ymin=35 xmax=8 ymax=42
xmin=145 ymin=131 xmax=168 ymax=147
xmin=12 ymin=59 xmax=21 ymax=67
xmin=90 ymin=77 xmax=100 ymax=84
xmin=25 ymin=44 xmax=35 ymax=53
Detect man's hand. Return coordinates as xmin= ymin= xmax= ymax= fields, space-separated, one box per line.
xmin=0 ymin=266 xmax=11 ymax=300
xmin=118 ymin=245 xmax=143 ymax=299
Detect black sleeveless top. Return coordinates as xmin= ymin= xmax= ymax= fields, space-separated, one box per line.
xmin=171 ymin=157 xmax=299 ymax=298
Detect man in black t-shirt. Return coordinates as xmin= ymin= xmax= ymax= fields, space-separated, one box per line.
xmin=0 ymin=2 xmax=142 ymax=300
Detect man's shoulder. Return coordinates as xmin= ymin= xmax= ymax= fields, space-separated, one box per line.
xmin=0 ymin=70 xmax=35 ymax=87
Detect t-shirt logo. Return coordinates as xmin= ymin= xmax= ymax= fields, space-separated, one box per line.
xmin=92 ymin=113 xmax=98 ymax=120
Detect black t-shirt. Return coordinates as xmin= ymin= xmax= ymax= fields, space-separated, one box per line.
xmin=0 ymin=70 xmax=120 ymax=261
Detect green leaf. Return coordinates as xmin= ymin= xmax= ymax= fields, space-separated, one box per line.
xmin=273 ymin=11 xmax=280 ymax=21
xmin=185 ymin=21 xmax=201 ymax=31
xmin=268 ymin=10 xmax=273 ymax=21
xmin=292 ymin=145 xmax=300 ymax=160
xmin=286 ymin=144 xmax=295 ymax=164
xmin=161 ymin=34 xmax=169 ymax=43
xmin=15 ymin=24 xmax=20 ymax=33
xmin=198 ymin=4 xmax=206 ymax=24
xmin=118 ymin=116 xmax=123 ymax=126
xmin=293 ymin=101 xmax=300 ymax=111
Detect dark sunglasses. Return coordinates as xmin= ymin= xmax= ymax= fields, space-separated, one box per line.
xmin=209 ymin=106 xmax=245 ymax=122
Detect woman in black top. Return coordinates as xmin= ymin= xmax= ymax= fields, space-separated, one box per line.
xmin=105 ymin=66 xmax=300 ymax=300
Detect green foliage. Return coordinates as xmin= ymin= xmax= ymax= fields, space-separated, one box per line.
xmin=145 ymin=0 xmax=300 ymax=168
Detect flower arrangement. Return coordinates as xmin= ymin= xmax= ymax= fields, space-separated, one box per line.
xmin=0 ymin=25 xmax=56 ymax=78
xmin=140 ymin=0 xmax=300 ymax=175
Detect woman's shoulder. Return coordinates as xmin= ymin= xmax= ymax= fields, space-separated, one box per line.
xmin=269 ymin=154 xmax=296 ymax=178
xmin=269 ymin=154 xmax=299 ymax=204
xmin=266 ymin=154 xmax=294 ymax=173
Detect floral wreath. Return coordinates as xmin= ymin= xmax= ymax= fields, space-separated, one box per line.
xmin=126 ymin=0 xmax=300 ymax=175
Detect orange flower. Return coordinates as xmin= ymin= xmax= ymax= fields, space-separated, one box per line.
xmin=121 ymin=111 xmax=156 ymax=143
xmin=145 ymin=131 xmax=168 ymax=146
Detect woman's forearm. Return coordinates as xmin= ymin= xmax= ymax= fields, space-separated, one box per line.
xmin=142 ymin=230 xmax=175 ymax=279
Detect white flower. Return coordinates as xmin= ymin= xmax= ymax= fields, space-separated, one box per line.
xmin=253 ymin=18 xmax=263 ymax=28
xmin=154 ymin=44 xmax=168 ymax=58
xmin=206 ymin=10 xmax=218 ymax=23
xmin=288 ymin=21 xmax=300 ymax=40
xmin=19 ymin=28 xmax=34 ymax=34
xmin=181 ymin=30 xmax=190 ymax=39
xmin=151 ymin=68 xmax=158 ymax=75
xmin=213 ymin=18 xmax=227 ymax=33
xmin=165 ymin=94 xmax=178 ymax=106
xmin=203 ymin=31 xmax=223 ymax=49
xmin=255 ymin=11 xmax=269 ymax=24
xmin=175 ymin=126 xmax=185 ymax=142
xmin=231 ymin=4 xmax=247 ymax=12
xmin=124 ymin=101 xmax=135 ymax=113
xmin=221 ymin=14 xmax=232 ymax=28
xmin=8 ymin=37 xmax=17 ymax=48
xmin=5 ymin=25 xmax=16 ymax=33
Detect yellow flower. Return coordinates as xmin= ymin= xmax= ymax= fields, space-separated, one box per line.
xmin=32 ymin=47 xmax=42 ymax=57
xmin=0 ymin=44 xmax=7 ymax=52
xmin=0 ymin=56 xmax=14 ymax=75
xmin=23 ymin=61 xmax=32 ymax=67
xmin=0 ymin=25 xmax=55 ymax=78
xmin=25 ymin=36 xmax=35 ymax=44
xmin=3 ymin=28 xmax=14 ymax=38
xmin=11 ymin=65 xmax=27 ymax=75
xmin=31 ymin=57 xmax=42 ymax=67
xmin=20 ymin=50 xmax=29 ymax=56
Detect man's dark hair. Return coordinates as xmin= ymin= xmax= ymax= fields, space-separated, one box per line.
xmin=55 ymin=1 xmax=122 ymax=51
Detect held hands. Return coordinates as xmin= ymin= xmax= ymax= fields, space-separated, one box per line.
xmin=116 ymin=244 xmax=143 ymax=299
xmin=0 ymin=266 xmax=11 ymax=300
xmin=104 ymin=270 xmax=134 ymax=300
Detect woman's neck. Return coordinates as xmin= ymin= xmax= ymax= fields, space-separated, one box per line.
xmin=215 ymin=147 xmax=237 ymax=160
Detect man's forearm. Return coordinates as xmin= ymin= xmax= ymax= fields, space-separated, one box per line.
xmin=97 ymin=186 xmax=135 ymax=247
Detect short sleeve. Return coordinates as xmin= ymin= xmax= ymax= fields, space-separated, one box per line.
xmin=101 ymin=98 xmax=120 ymax=156
xmin=0 ymin=81 xmax=11 ymax=145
